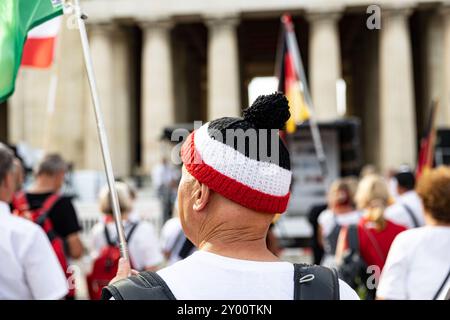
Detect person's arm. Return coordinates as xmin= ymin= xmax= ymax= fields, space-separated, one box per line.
xmin=49 ymin=197 xmax=84 ymax=259
xmin=335 ymin=226 xmax=349 ymax=265
xmin=23 ymin=226 xmax=68 ymax=300
xmin=317 ymin=225 xmax=325 ymax=249
xmin=66 ymin=232 xmax=84 ymax=259
xmin=317 ymin=211 xmax=330 ymax=250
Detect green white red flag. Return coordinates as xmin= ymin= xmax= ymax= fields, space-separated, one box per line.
xmin=0 ymin=0 xmax=63 ymax=102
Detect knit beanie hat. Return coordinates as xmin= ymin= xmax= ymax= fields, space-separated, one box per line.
xmin=181 ymin=92 xmax=292 ymax=214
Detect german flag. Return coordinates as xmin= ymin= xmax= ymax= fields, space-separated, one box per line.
xmin=276 ymin=14 xmax=310 ymax=133
xmin=416 ymin=101 xmax=439 ymax=178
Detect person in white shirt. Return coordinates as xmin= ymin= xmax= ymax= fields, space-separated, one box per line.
xmin=107 ymin=93 xmax=359 ymax=300
xmin=318 ymin=178 xmax=361 ymax=268
xmin=377 ymin=166 xmax=450 ymax=300
xmin=384 ymin=170 xmax=425 ymax=229
xmin=0 ymin=143 xmax=68 ymax=300
xmin=152 ymin=158 xmax=180 ymax=224
xmin=160 ymin=216 xmax=196 ymax=266
xmin=90 ymin=182 xmax=163 ymax=271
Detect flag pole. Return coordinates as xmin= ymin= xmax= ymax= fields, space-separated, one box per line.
xmin=72 ymin=0 xmax=129 ymax=262
xmin=282 ymin=16 xmax=328 ymax=177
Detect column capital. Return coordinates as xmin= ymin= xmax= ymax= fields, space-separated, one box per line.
xmin=138 ymin=18 xmax=175 ymax=31
xmin=305 ymin=4 xmax=343 ymax=23
xmin=381 ymin=5 xmax=414 ymax=18
xmin=204 ymin=14 xmax=240 ymax=29
xmin=87 ymin=22 xmax=119 ymax=35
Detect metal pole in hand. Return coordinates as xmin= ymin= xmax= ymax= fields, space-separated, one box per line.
xmin=72 ymin=0 xmax=129 ymax=262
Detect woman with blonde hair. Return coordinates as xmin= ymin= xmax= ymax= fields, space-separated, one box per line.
xmin=336 ymin=174 xmax=406 ymax=299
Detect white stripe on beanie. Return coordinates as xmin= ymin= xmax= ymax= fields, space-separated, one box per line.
xmin=194 ymin=123 xmax=292 ymax=197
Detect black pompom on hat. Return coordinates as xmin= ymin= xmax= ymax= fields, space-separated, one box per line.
xmin=243 ymin=93 xmax=291 ymax=130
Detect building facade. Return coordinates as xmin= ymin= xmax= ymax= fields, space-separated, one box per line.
xmin=1 ymin=0 xmax=450 ymax=177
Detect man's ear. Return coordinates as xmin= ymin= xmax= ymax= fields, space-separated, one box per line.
xmin=192 ymin=182 xmax=210 ymax=212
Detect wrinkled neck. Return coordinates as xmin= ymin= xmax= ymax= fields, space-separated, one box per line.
xmin=196 ymin=221 xmax=278 ymax=262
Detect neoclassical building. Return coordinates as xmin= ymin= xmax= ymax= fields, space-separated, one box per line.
xmin=1 ymin=0 xmax=450 ymax=177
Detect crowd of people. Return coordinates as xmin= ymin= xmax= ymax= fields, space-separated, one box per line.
xmin=314 ymin=166 xmax=450 ymax=299
xmin=0 ymin=93 xmax=449 ymax=300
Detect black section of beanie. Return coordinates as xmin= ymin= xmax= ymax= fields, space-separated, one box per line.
xmin=206 ymin=92 xmax=291 ymax=170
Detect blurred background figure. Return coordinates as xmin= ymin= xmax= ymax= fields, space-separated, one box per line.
xmin=152 ymin=157 xmax=180 ymax=224
xmin=336 ymin=174 xmax=406 ymax=299
xmin=307 ymin=203 xmax=327 ymax=265
xmin=11 ymin=153 xmax=83 ymax=299
xmin=87 ymin=182 xmax=163 ymax=299
xmin=12 ymin=158 xmax=25 ymax=192
xmin=318 ymin=178 xmax=361 ymax=268
xmin=160 ymin=202 xmax=196 ymax=266
xmin=91 ymin=182 xmax=163 ymax=271
xmin=266 ymin=215 xmax=282 ymax=257
xmin=377 ymin=166 xmax=450 ymax=300
xmin=0 ymin=144 xmax=68 ymax=300
xmin=385 ymin=168 xmax=425 ymax=229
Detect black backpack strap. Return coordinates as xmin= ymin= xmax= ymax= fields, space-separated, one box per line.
xmin=433 ymin=266 xmax=450 ymax=300
xmin=402 ymin=204 xmax=420 ymax=228
xmin=104 ymin=222 xmax=139 ymax=247
xmin=347 ymin=224 xmax=359 ymax=252
xmin=125 ymin=222 xmax=139 ymax=243
xmin=104 ymin=225 xmax=114 ymax=246
xmin=293 ymin=264 xmax=340 ymax=300
xmin=101 ymin=271 xmax=176 ymax=300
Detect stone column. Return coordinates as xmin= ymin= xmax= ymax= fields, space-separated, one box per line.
xmin=420 ymin=10 xmax=445 ymax=130
xmin=84 ymin=23 xmax=131 ymax=177
xmin=206 ymin=15 xmax=241 ymax=120
xmin=140 ymin=20 xmax=175 ymax=172
xmin=441 ymin=6 xmax=450 ymax=127
xmin=308 ymin=11 xmax=342 ymax=121
xmin=111 ymin=28 xmax=132 ymax=178
xmin=379 ymin=8 xmax=416 ymax=170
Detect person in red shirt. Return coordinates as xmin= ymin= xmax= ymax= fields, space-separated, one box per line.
xmin=356 ymin=215 xmax=406 ymax=270
xmin=336 ymin=174 xmax=406 ymax=298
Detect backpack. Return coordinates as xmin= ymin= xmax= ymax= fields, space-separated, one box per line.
xmin=324 ymin=215 xmax=342 ymax=256
xmin=100 ymin=263 xmax=340 ymax=300
xmin=12 ymin=192 xmax=74 ymax=298
xmin=337 ymin=224 xmax=380 ymax=300
xmin=87 ymin=223 xmax=139 ymax=300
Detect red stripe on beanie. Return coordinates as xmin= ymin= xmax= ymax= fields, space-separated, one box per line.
xmin=181 ymin=131 xmax=290 ymax=214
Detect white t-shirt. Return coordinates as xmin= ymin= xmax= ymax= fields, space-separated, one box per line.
xmin=377 ymin=226 xmax=450 ymax=300
xmin=91 ymin=219 xmax=163 ymax=271
xmin=160 ymin=217 xmax=196 ymax=265
xmin=152 ymin=163 xmax=179 ymax=190
xmin=157 ymin=251 xmax=359 ymax=300
xmin=0 ymin=201 xmax=68 ymax=300
xmin=318 ymin=209 xmax=362 ymax=238
xmin=384 ymin=191 xmax=425 ymax=229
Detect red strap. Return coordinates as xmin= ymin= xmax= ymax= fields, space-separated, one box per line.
xmin=37 ymin=193 xmax=61 ymax=218
xmin=12 ymin=191 xmax=30 ymax=214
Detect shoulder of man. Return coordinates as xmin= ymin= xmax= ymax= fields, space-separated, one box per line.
xmin=9 ymin=216 xmax=53 ymax=258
